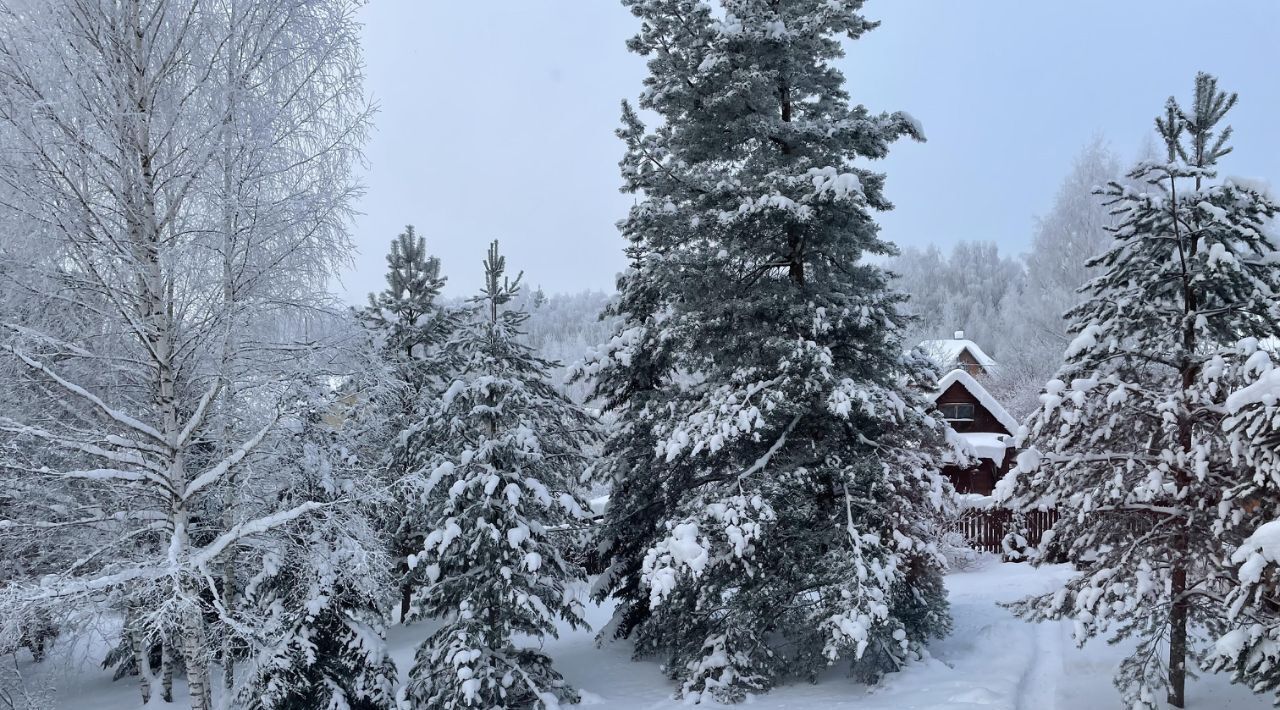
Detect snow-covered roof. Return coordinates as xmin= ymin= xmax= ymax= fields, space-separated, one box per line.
xmin=956 ymin=432 xmax=1011 ymax=466
xmin=918 ymin=332 xmax=998 ymax=374
xmin=955 ymin=492 xmax=997 ymax=511
xmin=940 ymin=430 xmax=1012 ymax=466
xmin=931 ymin=368 xmax=1020 ymax=436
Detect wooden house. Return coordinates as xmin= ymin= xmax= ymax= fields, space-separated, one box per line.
xmin=919 ymin=337 xmax=1060 ymax=554
xmin=930 ymin=368 xmax=1018 ymax=496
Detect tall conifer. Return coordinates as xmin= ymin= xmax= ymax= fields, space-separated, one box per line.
xmin=579 ymin=1 xmax=952 ymax=701
xmin=1001 ymin=74 xmax=1280 ymax=708
xmin=361 ymin=226 xmax=457 ymax=621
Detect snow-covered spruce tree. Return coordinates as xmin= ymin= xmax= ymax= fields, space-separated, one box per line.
xmin=578 ymin=1 xmax=951 ymax=701
xmin=235 ymin=391 xmax=398 ymax=710
xmin=360 ymin=226 xmax=457 ymax=622
xmin=402 ymin=242 xmax=595 ymax=709
xmin=999 ymin=73 xmax=1280 ymax=709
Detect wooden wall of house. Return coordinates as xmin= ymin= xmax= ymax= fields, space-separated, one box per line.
xmin=956 ymin=349 xmax=984 ymax=376
xmin=935 ymin=381 xmax=1010 ymax=435
xmin=944 ymin=461 xmax=995 ymax=495
xmin=942 ymin=455 xmax=1014 ymax=496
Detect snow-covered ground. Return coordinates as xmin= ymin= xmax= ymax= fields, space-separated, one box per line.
xmin=13 ymin=558 xmax=1270 ymax=709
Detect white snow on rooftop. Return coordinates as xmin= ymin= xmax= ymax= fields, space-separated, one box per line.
xmin=931 ymin=368 xmax=1020 ymax=435
xmin=956 ymin=431 xmax=1012 ymax=465
xmin=939 ymin=430 xmax=1012 ymax=466
xmin=917 ymin=331 xmax=999 ymax=374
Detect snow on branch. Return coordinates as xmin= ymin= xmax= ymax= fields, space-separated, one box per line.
xmin=0 ymin=343 xmax=166 ymax=445
xmin=190 ymin=501 xmax=326 ymax=568
xmin=738 ymin=414 xmax=800 ymax=480
xmin=0 ymin=510 xmax=166 ymax=530
xmin=182 ymin=415 xmax=279 ymax=501
xmin=0 ymin=420 xmax=166 ymax=474
xmin=0 ymin=322 xmax=95 ymax=358
xmin=1226 ymin=367 xmax=1280 ymax=413
xmin=659 ymin=376 xmax=785 ymax=460
xmin=47 ymin=468 xmax=148 ymax=482
xmin=176 ymin=378 xmax=223 ymax=449
xmin=13 ymin=563 xmax=161 ymax=601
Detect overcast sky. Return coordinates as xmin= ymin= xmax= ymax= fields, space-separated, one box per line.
xmin=341 ymin=1 xmax=1280 ymax=302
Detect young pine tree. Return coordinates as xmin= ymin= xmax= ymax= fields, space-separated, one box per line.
xmin=360 ymin=226 xmax=457 ymax=622
xmin=578 ymin=1 xmax=952 ymax=701
xmin=364 ymin=226 xmax=451 ymax=360
xmin=1000 ymin=74 xmax=1280 ymax=709
xmin=402 ymin=242 xmax=595 ymax=709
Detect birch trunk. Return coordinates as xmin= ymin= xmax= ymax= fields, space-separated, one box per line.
xmin=161 ymin=638 xmax=174 ymax=703
xmin=126 ymin=606 xmax=155 ymax=705
xmin=123 ymin=0 xmax=208 ymax=702
xmin=182 ymin=604 xmax=212 ymax=710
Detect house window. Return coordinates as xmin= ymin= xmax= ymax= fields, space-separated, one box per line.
xmin=940 ymin=403 xmax=975 ymax=422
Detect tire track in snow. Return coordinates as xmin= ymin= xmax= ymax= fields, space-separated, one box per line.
xmin=1014 ymin=620 xmax=1062 ymax=710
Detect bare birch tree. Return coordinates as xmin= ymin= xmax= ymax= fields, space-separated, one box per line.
xmin=0 ymin=1 xmax=369 ymax=707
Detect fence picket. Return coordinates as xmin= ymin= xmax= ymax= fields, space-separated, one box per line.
xmin=954 ymin=508 xmax=1058 ymax=555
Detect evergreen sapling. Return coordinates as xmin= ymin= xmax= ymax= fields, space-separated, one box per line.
xmin=235 ymin=392 xmax=399 ymax=710
xmin=402 ymin=242 xmax=596 ymax=709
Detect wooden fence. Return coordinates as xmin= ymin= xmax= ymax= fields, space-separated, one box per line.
xmin=955 ymin=508 xmax=1058 ymax=554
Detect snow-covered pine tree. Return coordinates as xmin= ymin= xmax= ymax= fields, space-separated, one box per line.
xmin=1210 ymin=343 xmax=1280 ymax=701
xmin=235 ymin=391 xmax=398 ymax=710
xmin=364 ymin=226 xmax=452 ymax=360
xmin=578 ymin=0 xmax=952 ymax=701
xmin=999 ymin=73 xmax=1280 ymax=709
xmin=360 ymin=226 xmax=457 ymax=622
xmin=402 ymin=241 xmax=595 ymax=709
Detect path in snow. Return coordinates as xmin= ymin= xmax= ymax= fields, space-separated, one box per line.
xmin=1013 ymin=612 xmax=1062 ymax=710
xmin=861 ymin=559 xmax=1071 ymax=710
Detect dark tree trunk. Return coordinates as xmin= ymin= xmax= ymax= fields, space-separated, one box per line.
xmin=1168 ymin=565 xmax=1187 ymax=707
xmin=1166 ymin=168 xmax=1197 ymax=709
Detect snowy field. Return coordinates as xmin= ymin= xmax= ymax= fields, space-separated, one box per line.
xmin=12 ymin=559 xmax=1270 ymax=710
